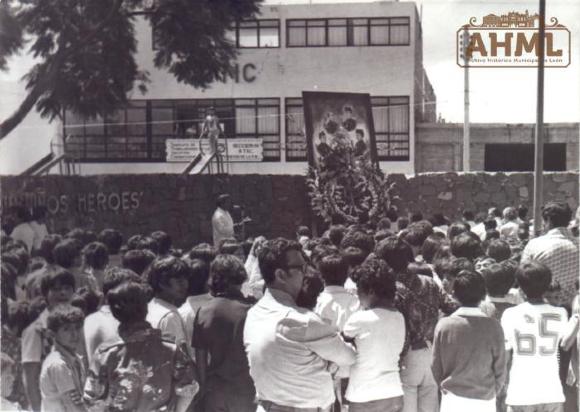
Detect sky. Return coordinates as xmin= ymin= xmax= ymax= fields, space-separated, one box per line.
xmin=1 ymin=0 xmax=579 ymax=173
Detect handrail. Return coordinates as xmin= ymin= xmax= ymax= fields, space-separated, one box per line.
xmin=21 ymin=153 xmax=55 ymax=176
xmin=34 ymin=153 xmax=68 ymax=175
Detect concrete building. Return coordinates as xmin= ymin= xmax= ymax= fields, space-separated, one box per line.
xmin=61 ymin=1 xmax=435 ymax=175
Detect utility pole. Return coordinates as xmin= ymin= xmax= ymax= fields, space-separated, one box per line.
xmin=533 ymin=0 xmax=546 ymax=236
xmin=461 ymin=27 xmax=470 ymax=172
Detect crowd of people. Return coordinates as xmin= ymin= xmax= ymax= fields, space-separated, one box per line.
xmin=0 ymin=199 xmax=579 ymax=412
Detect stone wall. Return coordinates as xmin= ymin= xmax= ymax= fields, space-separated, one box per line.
xmin=1 ymin=172 xmax=577 ymax=248
xmin=1 ymin=174 xmax=312 ymax=249
xmin=387 ymin=172 xmax=579 ymax=219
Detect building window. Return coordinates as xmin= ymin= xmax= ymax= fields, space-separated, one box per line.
xmin=287 ymin=17 xmax=410 ymax=47
xmin=372 ymin=96 xmax=410 ymax=160
xmin=284 ymin=96 xmax=410 ymax=162
xmin=285 ymin=98 xmax=306 ymax=161
xmin=236 ymin=20 xmax=280 ymax=48
xmin=64 ymin=98 xmax=281 ymax=162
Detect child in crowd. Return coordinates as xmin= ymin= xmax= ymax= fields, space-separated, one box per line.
xmin=84 ymin=281 xmax=198 ymax=412
xmin=97 ymin=229 xmax=124 ymax=269
xmin=146 ymin=256 xmax=191 ymax=348
xmin=432 ymin=270 xmax=506 ymax=412
xmin=315 ymin=253 xmax=360 ymax=329
xmin=84 ymin=267 xmax=142 ymax=365
xmin=121 ymin=248 xmax=156 ymax=276
xmin=22 ymin=269 xmax=76 ymax=412
xmin=343 ymin=258 xmax=405 ymax=412
xmin=39 ymin=304 xmax=86 ymax=412
xmin=480 ymin=263 xmax=515 ymax=321
xmin=501 ymin=261 xmax=568 ymax=412
xmin=79 ymin=241 xmax=109 ymax=291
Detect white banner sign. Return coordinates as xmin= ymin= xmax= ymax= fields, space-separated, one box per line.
xmin=165 ymin=138 xmax=263 ymax=162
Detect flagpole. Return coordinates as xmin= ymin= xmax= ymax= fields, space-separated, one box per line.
xmin=533 ymin=0 xmax=546 ymax=236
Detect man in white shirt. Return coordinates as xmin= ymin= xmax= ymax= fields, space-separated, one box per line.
xmin=9 ymin=206 xmax=35 ymax=252
xmin=145 ymin=257 xmax=190 ymax=350
xmin=244 ymin=238 xmax=356 ymax=412
xmin=212 ymin=194 xmax=236 ymax=249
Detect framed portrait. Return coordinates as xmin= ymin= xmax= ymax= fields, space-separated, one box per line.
xmin=302 ymin=91 xmax=378 ymax=171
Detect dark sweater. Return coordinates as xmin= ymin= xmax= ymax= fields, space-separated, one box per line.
xmin=431 ymin=308 xmax=507 ymax=400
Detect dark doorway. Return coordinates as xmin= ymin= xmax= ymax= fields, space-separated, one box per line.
xmin=484 ymin=143 xmax=566 ymax=171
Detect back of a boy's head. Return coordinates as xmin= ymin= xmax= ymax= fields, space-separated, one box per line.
xmin=146 ymin=256 xmax=191 ymax=293
xmin=71 ymin=287 xmax=102 ymax=316
xmin=208 ymin=254 xmax=247 ymax=294
xmin=375 ymin=236 xmax=414 ymax=273
xmin=122 ymin=248 xmax=156 ymax=275
xmin=376 ymin=217 xmax=392 ymax=230
xmin=397 ymin=217 xmax=409 ymax=231
xmin=103 ymin=267 xmax=142 ymax=296
xmin=40 ymin=268 xmax=76 ymax=298
xmin=219 ymin=238 xmax=242 ymax=255
xmin=541 ymin=202 xmax=572 ymax=228
xmin=340 ymin=230 xmax=374 ymax=256
xmin=517 ymin=260 xmax=552 ymax=300
xmin=82 ymin=241 xmax=109 ymax=270
xmin=46 ymin=304 xmax=84 ymax=332
xmin=353 ymin=258 xmax=396 ymax=300
xmin=150 ymin=231 xmax=172 ymax=255
xmin=341 ymin=246 xmax=367 ymax=269
xmin=108 ymin=282 xmax=149 ymax=324
xmin=449 ymin=257 xmax=475 ymax=280
xmin=188 ymin=243 xmax=217 ymax=264
xmin=462 ymin=209 xmax=475 ymax=221
xmin=403 ymin=221 xmax=434 ymax=248
xmin=38 ymin=234 xmax=63 ymax=264
xmin=451 ymin=232 xmax=483 ymax=261
xmin=127 ymin=234 xmax=159 ymax=254
xmin=421 ymin=235 xmax=447 ymax=264
xmin=317 ymin=253 xmax=348 ymax=286
xmin=328 ymin=225 xmax=346 ymax=247
xmin=187 ymin=258 xmax=210 ymax=296
xmin=98 ymin=229 xmax=124 ymax=255
xmin=66 ymin=228 xmax=97 ymax=248
xmin=453 ymin=270 xmax=486 ymax=306
xmin=487 ymin=239 xmax=511 ymax=262
xmin=482 ymin=263 xmax=514 ymax=297
xmin=53 ymin=238 xmax=82 ymax=269
xmin=447 ymin=222 xmax=469 ymax=241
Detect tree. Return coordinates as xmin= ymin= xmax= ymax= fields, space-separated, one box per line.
xmin=0 ymin=0 xmax=261 ymax=139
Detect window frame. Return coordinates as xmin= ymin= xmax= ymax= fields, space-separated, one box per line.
xmin=235 ymin=19 xmax=281 ymax=49
xmin=286 ymin=17 xmax=410 ymax=47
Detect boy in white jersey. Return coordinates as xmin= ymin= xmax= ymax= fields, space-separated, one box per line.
xmin=501 ymin=261 xmax=568 ymax=412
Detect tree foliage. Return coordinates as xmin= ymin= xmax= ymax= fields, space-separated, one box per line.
xmin=0 ymin=0 xmax=261 ymax=139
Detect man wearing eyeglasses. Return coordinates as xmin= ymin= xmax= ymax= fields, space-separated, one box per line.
xmin=243 ymin=238 xmax=356 ymax=412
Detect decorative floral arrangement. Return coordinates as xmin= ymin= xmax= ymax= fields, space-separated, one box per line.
xmin=307 ymin=149 xmax=399 ymax=226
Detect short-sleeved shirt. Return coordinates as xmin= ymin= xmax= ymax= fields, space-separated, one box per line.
xmin=146 ymin=298 xmax=188 ymax=348
xmin=10 ymin=223 xmax=35 ymax=252
xmin=84 ymin=322 xmax=197 ymax=412
xmin=501 ymin=302 xmax=568 ymax=405
xmin=343 ymin=308 xmax=405 ymax=403
xmin=40 ymin=345 xmax=85 ymax=412
xmin=192 ymin=292 xmax=255 ymax=394
xmin=21 ymin=309 xmax=52 ymax=364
